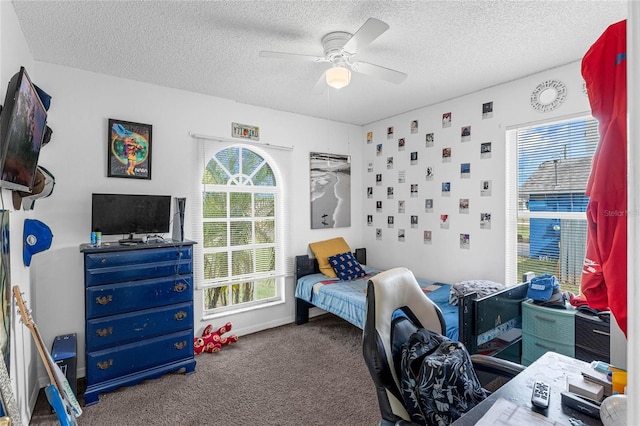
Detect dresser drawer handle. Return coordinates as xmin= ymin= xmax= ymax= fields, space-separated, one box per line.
xmin=100 ymin=258 xmax=107 ymax=264
xmin=174 ymin=340 xmax=188 ymax=350
xmin=96 ymin=295 xmax=113 ymax=305
xmin=173 ymin=282 xmax=187 ymax=292
xmin=174 ymin=311 xmax=187 ymax=321
xmin=97 ymin=359 xmax=113 ymax=370
xmin=534 ymin=342 xmax=556 ymax=351
xmin=593 ymin=329 xmax=610 ymax=337
xmin=96 ymin=327 xmax=113 ymax=337
xmin=534 ymin=315 xmax=556 ymax=323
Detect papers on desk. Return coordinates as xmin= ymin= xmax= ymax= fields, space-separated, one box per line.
xmin=476 ymin=397 xmax=566 ymax=426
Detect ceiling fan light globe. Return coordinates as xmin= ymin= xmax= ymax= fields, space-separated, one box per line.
xmin=326 ymin=67 xmax=351 ymax=89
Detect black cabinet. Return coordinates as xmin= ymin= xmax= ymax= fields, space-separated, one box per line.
xmin=574 ymin=311 xmax=610 ymax=363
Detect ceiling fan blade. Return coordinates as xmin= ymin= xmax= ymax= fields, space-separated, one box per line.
xmin=259 ymin=51 xmax=327 ymax=62
xmin=342 ymin=18 xmax=389 ymax=54
xmin=350 ymin=61 xmax=407 ymax=84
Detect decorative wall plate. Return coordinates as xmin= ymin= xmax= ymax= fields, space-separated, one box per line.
xmin=530 ymin=80 xmax=567 ymax=112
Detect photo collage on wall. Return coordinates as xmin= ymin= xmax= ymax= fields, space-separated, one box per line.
xmin=366 ymin=100 xmax=495 ymax=249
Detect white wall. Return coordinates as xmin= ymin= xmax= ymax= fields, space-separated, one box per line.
xmin=361 ymin=50 xmax=629 ymax=405
xmin=362 ymin=61 xmax=591 ymax=285
xmin=3 ymin=1 xmax=634 ymax=422
xmin=2 ymin=3 xmax=364 ymax=415
xmin=1 ymin=2 xmax=47 ymax=422
xmin=28 ymin=61 xmax=364 ymax=380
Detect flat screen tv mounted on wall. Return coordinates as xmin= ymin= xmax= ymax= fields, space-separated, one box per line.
xmin=0 ymin=66 xmax=48 ymax=192
xmin=91 ymin=193 xmax=172 ymax=243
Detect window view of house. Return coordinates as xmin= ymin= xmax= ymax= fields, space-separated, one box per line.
xmin=516 ymin=118 xmax=599 ymax=294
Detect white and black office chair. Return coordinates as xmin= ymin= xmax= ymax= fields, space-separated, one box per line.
xmin=362 ymin=267 xmax=525 ymax=425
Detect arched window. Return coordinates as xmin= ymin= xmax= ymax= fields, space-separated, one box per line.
xmin=199 ymin=146 xmax=283 ymax=314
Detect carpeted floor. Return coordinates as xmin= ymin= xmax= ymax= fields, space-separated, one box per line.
xmin=29 ymin=315 xmax=380 ymax=425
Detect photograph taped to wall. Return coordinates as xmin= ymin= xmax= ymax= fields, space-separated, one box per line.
xmin=481 ymin=142 xmax=492 ymax=159
xmin=424 ymin=230 xmax=432 ymax=244
xmin=461 ymin=125 xmax=471 ymax=142
xmin=387 ymin=126 xmax=394 ymax=139
xmin=398 ymin=170 xmax=406 ymax=183
xmin=482 ymin=101 xmax=494 ymax=119
xmin=480 ymin=212 xmax=491 ymax=229
xmin=411 ymin=120 xmax=419 ymax=134
xmin=310 ymin=152 xmax=351 ymax=229
xmin=425 ymin=198 xmax=433 ymax=212
xmin=442 ymin=147 xmax=451 ymax=162
xmin=460 ymin=233 xmax=470 ymax=249
xmin=398 ymin=200 xmax=405 ymax=213
xmin=440 ymin=214 xmax=449 ymax=229
xmin=398 ymin=138 xmax=405 ymax=151
xmin=398 ymin=228 xmax=405 ymax=241
xmin=376 ymin=143 xmax=382 ymax=156
xmin=481 ymin=180 xmax=492 ymax=196
xmin=367 ymin=131 xmax=373 ymax=144
xmin=461 ymin=162 xmax=470 ymax=178
xmin=426 ymin=132 xmax=434 ymax=147
xmin=426 ymin=166 xmax=434 ymax=180
xmin=459 ymin=198 xmax=469 ymax=213
xmin=442 ymin=112 xmax=452 ymax=128
xmin=387 ymin=157 xmax=394 ymax=169
xmin=376 ymin=228 xmax=382 ymax=240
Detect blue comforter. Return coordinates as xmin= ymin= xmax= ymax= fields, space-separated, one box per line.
xmin=295 ymin=267 xmax=459 ymax=341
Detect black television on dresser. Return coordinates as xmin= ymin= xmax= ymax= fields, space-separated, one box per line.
xmin=91 ymin=193 xmax=171 ymax=243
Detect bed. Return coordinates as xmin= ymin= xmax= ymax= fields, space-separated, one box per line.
xmin=294 ymin=248 xmax=529 ymax=361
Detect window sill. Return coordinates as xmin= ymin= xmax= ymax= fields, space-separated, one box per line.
xmin=200 ymin=298 xmax=285 ymax=322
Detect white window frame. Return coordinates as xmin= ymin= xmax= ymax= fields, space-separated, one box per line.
xmin=506 ymin=113 xmax=597 ymax=286
xmin=193 ymin=144 xmax=286 ymax=318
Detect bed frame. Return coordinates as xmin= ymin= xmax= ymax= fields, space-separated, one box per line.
xmin=294 ymin=248 xmax=368 ymax=325
xmin=294 ymin=248 xmax=529 ymax=361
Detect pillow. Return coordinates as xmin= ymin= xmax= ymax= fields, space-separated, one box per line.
xmin=328 ymin=252 xmax=366 ymax=281
xmin=309 ymin=237 xmax=351 ymax=278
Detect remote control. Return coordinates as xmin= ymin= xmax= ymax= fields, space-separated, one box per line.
xmin=532 ymin=381 xmax=550 ymax=408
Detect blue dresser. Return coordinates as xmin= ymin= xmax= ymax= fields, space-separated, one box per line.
xmin=80 ymin=241 xmax=196 ymax=405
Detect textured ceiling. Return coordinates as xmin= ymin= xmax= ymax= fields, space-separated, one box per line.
xmin=11 ymin=1 xmax=628 ymax=126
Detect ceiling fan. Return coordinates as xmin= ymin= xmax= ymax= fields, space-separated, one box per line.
xmin=259 ymin=18 xmax=407 ymax=90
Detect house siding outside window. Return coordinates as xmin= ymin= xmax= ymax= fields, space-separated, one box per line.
xmin=507 ymin=116 xmax=598 ymax=293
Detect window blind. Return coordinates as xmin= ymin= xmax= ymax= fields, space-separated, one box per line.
xmin=506 ymin=116 xmax=598 ymax=294
xmin=191 ymin=139 xmax=291 ymax=307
